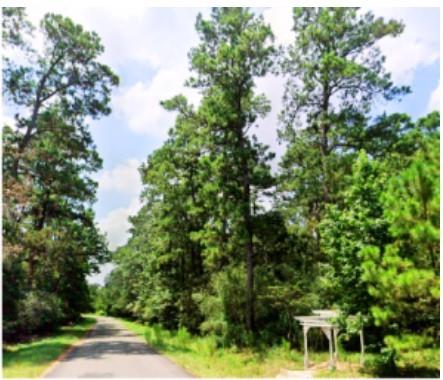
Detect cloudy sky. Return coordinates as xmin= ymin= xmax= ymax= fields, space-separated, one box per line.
xmin=12 ymin=7 xmax=440 ymax=284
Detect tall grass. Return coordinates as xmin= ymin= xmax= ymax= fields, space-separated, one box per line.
xmin=119 ymin=318 xmax=440 ymax=378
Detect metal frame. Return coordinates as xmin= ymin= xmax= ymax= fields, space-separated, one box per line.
xmin=294 ymin=310 xmax=364 ymax=370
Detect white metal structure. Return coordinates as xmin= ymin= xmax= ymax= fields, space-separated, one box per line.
xmin=294 ymin=310 xmax=364 ymax=370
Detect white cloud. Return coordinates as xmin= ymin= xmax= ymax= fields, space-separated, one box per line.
xmin=2 ymin=114 xmax=16 ymax=129
xmin=263 ymin=7 xmax=439 ymax=87
xmin=98 ymin=196 xmax=142 ymax=251
xmin=254 ymin=74 xmax=286 ymax=171
xmin=112 ymin=67 xmax=201 ymax=138
xmin=262 ymin=7 xmax=293 ymax=46
xmin=97 ymin=158 xmax=142 ymax=196
xmin=24 ymin=7 xmax=203 ymax=70
xmin=428 ymin=81 xmax=440 ymax=112
xmin=368 ymin=7 xmax=440 ymax=85
xmin=95 ymin=159 xmax=144 ymax=250
xmin=87 ymin=262 xmax=115 ymax=286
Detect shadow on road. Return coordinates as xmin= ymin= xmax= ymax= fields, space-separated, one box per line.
xmin=62 ymin=321 xmax=160 ymax=361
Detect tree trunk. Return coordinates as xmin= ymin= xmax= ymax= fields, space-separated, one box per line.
xmin=320 ymin=82 xmax=331 ymax=205
xmin=237 ymin=129 xmax=255 ymax=333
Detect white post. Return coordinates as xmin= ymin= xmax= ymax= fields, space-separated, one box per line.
xmin=303 ymin=325 xmax=309 ymax=370
xmin=327 ymin=328 xmax=334 ymax=370
xmin=360 ymin=328 xmax=365 ymax=366
xmin=333 ymin=328 xmax=339 ymax=364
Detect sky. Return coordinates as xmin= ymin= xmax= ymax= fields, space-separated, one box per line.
xmin=5 ymin=7 xmax=440 ymax=285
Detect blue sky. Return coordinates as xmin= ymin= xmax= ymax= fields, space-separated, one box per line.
xmin=6 ymin=7 xmax=440 ymax=284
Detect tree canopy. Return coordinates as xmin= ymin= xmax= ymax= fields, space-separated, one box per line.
xmin=2 ymin=7 xmax=118 ymax=340
xmin=3 ymin=7 xmax=439 ymax=376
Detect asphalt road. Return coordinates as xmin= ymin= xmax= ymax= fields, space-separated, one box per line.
xmin=45 ymin=316 xmax=192 ymax=378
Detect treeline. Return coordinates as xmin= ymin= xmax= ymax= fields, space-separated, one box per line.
xmin=96 ymin=7 xmax=440 ymax=369
xmin=2 ymin=8 xmax=118 ymax=340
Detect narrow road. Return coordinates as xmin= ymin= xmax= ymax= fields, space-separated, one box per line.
xmin=45 ymin=316 xmax=192 ymax=378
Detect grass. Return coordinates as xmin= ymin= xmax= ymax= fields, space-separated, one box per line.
xmin=2 ymin=316 xmax=96 ymax=378
xmin=120 ymin=318 xmax=440 ymax=378
xmin=119 ymin=318 xmax=303 ymax=377
xmin=119 ymin=318 xmax=385 ymax=377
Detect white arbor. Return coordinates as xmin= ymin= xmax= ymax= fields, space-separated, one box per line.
xmin=295 ymin=310 xmax=364 ymax=370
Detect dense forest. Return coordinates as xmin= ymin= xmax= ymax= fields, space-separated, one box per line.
xmin=3 ymin=7 xmax=439 ymax=375
xmin=93 ymin=7 xmax=439 ymax=370
xmin=2 ymin=8 xmax=118 ymax=340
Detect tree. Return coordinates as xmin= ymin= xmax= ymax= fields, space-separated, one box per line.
xmin=3 ymin=12 xmax=119 ymax=177
xmin=2 ymin=9 xmax=117 ymax=339
xmin=320 ymin=151 xmax=390 ymax=316
xmin=187 ymin=7 xmax=275 ymax=332
xmin=320 ymin=112 xmax=439 ymax=345
xmin=2 ymin=7 xmax=34 ymax=50
xmin=279 ymin=7 xmax=407 ymax=242
xmin=103 ymin=95 xmax=208 ymax=331
xmin=362 ymin=134 xmax=439 ymax=338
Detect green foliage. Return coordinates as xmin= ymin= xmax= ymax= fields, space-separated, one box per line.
xmin=2 ymin=7 xmax=35 ymax=50
xmin=176 ymin=326 xmax=192 ymax=347
xmin=3 ymin=316 xmax=96 ymax=378
xmin=188 ymin=7 xmax=276 ymax=332
xmin=2 ymin=254 xmax=26 ymax=340
xmin=197 ymin=336 xmax=218 ymax=357
xmin=102 ymin=8 xmax=279 ymax=342
xmin=84 ymin=8 xmax=439 ymax=377
xmin=320 ymin=152 xmax=390 ymax=315
xmin=196 ymin=265 xmax=250 ymax=345
xmin=279 ymin=7 xmax=407 ymax=231
xmin=361 ymin=136 xmax=439 ymax=345
xmin=144 ymin=325 xmax=166 ymax=348
xmin=2 ymin=9 xmax=117 ymax=341
xmin=17 ymin=291 xmax=64 ymax=335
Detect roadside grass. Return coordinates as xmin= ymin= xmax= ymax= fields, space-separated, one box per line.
xmin=3 ymin=316 xmax=96 ymax=378
xmin=119 ymin=318 xmax=302 ymax=377
xmin=119 ymin=318 xmax=384 ymax=377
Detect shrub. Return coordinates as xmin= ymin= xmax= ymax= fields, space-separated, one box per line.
xmin=198 ymin=335 xmax=218 ymax=357
xmin=176 ymin=326 xmax=191 ymax=346
xmin=17 ymin=291 xmax=64 ymax=334
xmin=145 ymin=324 xmax=164 ymax=347
xmin=3 ymin=320 xmax=21 ymax=342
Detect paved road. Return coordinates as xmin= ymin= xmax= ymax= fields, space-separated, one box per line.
xmin=45 ymin=316 xmax=192 ymax=378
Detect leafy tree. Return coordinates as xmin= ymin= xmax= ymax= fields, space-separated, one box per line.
xmin=320 ymin=151 xmax=390 ymax=316
xmin=321 ymin=112 xmax=439 ymax=345
xmin=187 ymin=7 xmax=275 ymax=333
xmin=91 ymin=10 xmax=439 ymax=373
xmin=2 ymin=7 xmax=34 ymax=50
xmin=278 ymin=7 xmax=407 ymax=243
xmin=3 ymin=12 xmax=118 ymax=177
xmin=362 ymin=135 xmax=439 ymax=339
xmin=2 ymin=9 xmax=117 ymax=339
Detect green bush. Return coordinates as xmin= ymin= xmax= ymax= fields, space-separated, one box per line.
xmin=144 ymin=324 xmax=165 ymax=347
xmin=3 ymin=320 xmax=21 ymax=342
xmin=197 ymin=335 xmax=218 ymax=357
xmin=365 ymin=347 xmax=397 ymax=377
xmin=17 ymin=291 xmax=64 ymax=334
xmin=176 ymin=326 xmax=191 ymax=346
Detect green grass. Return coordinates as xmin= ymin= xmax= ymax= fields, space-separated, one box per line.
xmin=119 ymin=318 xmax=440 ymax=378
xmin=119 ymin=318 xmax=383 ymax=377
xmin=119 ymin=318 xmax=303 ymax=377
xmin=3 ymin=316 xmax=96 ymax=378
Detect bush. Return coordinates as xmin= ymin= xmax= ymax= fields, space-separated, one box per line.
xmin=17 ymin=291 xmax=64 ymax=334
xmin=145 ymin=324 xmax=165 ymax=347
xmin=365 ymin=347 xmax=397 ymax=377
xmin=3 ymin=255 xmax=26 ymax=341
xmin=197 ymin=335 xmax=218 ymax=357
xmin=176 ymin=326 xmax=191 ymax=346
xmin=3 ymin=320 xmax=21 ymax=342
xmin=197 ymin=265 xmax=251 ymax=346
